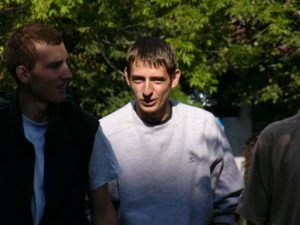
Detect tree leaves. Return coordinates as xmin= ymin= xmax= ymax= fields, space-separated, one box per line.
xmin=1 ymin=0 xmax=300 ymax=121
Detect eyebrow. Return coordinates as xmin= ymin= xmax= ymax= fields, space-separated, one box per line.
xmin=131 ymin=74 xmax=165 ymax=78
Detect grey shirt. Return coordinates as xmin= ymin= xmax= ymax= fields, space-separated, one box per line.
xmin=237 ymin=113 xmax=300 ymax=225
xmin=100 ymin=100 xmax=243 ymax=225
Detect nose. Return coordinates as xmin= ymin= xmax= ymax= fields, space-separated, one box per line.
xmin=143 ymin=80 xmax=153 ymax=97
xmin=62 ymin=62 xmax=73 ymax=80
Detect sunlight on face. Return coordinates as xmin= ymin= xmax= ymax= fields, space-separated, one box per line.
xmin=125 ymin=61 xmax=180 ymax=122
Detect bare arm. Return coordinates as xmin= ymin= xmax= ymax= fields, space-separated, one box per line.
xmin=90 ymin=184 xmax=119 ymax=225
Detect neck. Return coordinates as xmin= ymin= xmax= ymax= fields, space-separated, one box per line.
xmin=18 ymin=89 xmax=49 ymax=123
xmin=137 ymin=101 xmax=172 ymax=125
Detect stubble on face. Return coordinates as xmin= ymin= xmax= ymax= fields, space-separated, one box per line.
xmin=127 ymin=62 xmax=174 ymax=123
xmin=27 ymin=43 xmax=72 ymax=104
xmin=18 ymin=43 xmax=72 ymax=122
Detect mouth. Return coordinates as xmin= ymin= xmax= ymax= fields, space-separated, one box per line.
xmin=142 ymin=98 xmax=156 ymax=107
xmin=58 ymin=83 xmax=68 ymax=92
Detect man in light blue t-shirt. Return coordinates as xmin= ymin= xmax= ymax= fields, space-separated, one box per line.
xmin=0 ymin=22 xmax=119 ymax=225
xmin=100 ymin=37 xmax=244 ymax=225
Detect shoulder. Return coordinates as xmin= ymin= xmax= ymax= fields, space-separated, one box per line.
xmin=59 ymin=101 xmax=99 ymax=131
xmin=173 ymin=101 xmax=225 ymax=142
xmin=0 ymin=92 xmax=14 ymax=111
xmin=261 ymin=113 xmax=300 ymax=139
xmin=61 ymin=101 xmax=97 ymax=119
xmin=254 ymin=113 xmax=300 ymax=156
xmin=172 ymin=100 xmax=216 ymax=124
xmin=0 ymin=94 xmax=13 ymax=120
xmin=100 ymin=102 xmax=133 ymax=127
xmin=100 ymin=102 xmax=142 ymax=138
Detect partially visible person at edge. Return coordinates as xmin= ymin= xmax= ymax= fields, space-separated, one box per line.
xmin=236 ymin=132 xmax=259 ymax=225
xmin=237 ymin=113 xmax=300 ymax=225
xmin=0 ymin=22 xmax=120 ymax=225
xmin=99 ymin=37 xmax=244 ymax=225
xmin=242 ymin=132 xmax=260 ymax=182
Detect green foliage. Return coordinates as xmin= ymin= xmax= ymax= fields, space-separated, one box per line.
xmin=1 ymin=0 xmax=299 ymax=122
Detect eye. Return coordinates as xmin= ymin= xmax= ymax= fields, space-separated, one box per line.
xmin=46 ymin=60 xmax=63 ymax=69
xmin=152 ymin=77 xmax=165 ymax=84
xmin=131 ymin=76 xmax=144 ymax=84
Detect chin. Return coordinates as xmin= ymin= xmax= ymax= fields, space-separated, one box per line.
xmin=138 ymin=105 xmax=154 ymax=112
xmin=142 ymin=109 xmax=160 ymax=118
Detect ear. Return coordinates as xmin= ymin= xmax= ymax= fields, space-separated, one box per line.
xmin=16 ymin=65 xmax=31 ymax=84
xmin=170 ymin=69 xmax=181 ymax=88
xmin=124 ymin=67 xmax=131 ymax=87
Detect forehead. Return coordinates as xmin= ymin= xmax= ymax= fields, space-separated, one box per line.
xmin=131 ymin=60 xmax=169 ymax=76
xmin=34 ymin=42 xmax=68 ymax=63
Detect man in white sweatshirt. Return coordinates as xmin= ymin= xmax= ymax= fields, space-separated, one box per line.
xmin=100 ymin=37 xmax=243 ymax=225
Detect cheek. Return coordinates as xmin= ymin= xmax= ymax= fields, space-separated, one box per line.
xmin=33 ymin=81 xmax=52 ymax=94
xmin=159 ymin=86 xmax=171 ymax=97
xmin=32 ymin=77 xmax=57 ymax=94
xmin=131 ymin=86 xmax=142 ymax=96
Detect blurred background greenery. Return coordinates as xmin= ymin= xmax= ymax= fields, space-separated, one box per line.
xmin=1 ymin=0 xmax=300 ymax=130
xmin=2 ymin=1 xmax=299 ymax=223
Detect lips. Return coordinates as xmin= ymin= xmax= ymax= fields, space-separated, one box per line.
xmin=142 ymin=98 xmax=156 ymax=107
xmin=58 ymin=83 xmax=68 ymax=93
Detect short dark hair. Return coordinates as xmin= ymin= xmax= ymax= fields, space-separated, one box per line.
xmin=6 ymin=22 xmax=63 ymax=82
xmin=126 ymin=37 xmax=177 ymax=76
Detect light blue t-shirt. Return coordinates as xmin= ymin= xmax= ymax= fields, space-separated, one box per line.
xmin=23 ymin=116 xmax=120 ymax=225
xmin=23 ymin=115 xmax=48 ymax=225
xmin=89 ymin=126 xmax=121 ymax=190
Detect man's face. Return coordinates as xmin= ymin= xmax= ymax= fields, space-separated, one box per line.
xmin=24 ymin=42 xmax=72 ymax=104
xmin=125 ymin=61 xmax=180 ymax=122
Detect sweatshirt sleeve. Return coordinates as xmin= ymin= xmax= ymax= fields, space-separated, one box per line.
xmin=207 ymin=119 xmax=244 ymax=225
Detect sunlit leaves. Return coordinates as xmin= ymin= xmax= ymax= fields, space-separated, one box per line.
xmin=1 ymin=0 xmax=300 ymax=119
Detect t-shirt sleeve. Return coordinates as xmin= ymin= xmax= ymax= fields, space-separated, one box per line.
xmin=237 ymin=130 xmax=273 ymax=225
xmin=89 ymin=126 xmax=121 ymax=190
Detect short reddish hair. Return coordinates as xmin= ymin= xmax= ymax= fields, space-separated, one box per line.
xmin=6 ymin=22 xmax=63 ymax=82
